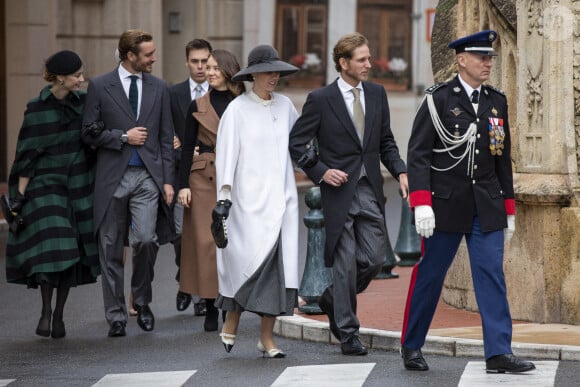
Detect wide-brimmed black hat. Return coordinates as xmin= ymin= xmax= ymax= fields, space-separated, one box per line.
xmin=232 ymin=45 xmax=299 ymax=82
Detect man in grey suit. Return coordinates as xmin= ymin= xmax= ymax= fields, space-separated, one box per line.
xmin=289 ymin=32 xmax=408 ymax=355
xmin=168 ymin=38 xmax=212 ymax=316
xmin=82 ymin=29 xmax=175 ymax=337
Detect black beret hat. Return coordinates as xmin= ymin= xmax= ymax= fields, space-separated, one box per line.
xmin=45 ymin=50 xmax=83 ymax=75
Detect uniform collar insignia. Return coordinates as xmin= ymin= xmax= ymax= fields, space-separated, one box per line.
xmin=484 ymin=88 xmax=489 ymax=96
xmin=492 ymin=107 xmax=498 ymax=116
xmin=453 ymin=86 xmax=461 ymax=93
xmin=450 ymin=107 xmax=463 ymax=116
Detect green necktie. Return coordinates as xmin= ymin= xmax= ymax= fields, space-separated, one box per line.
xmin=352 ymin=87 xmax=365 ymax=141
xmin=129 ymin=75 xmax=139 ymax=117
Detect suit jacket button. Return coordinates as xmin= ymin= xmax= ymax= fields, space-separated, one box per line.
xmin=472 ymin=180 xmax=476 ymax=184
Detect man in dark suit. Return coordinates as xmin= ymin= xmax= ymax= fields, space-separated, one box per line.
xmin=82 ymin=29 xmax=174 ymax=337
xmin=289 ymin=32 xmax=408 ymax=356
xmin=169 ymin=38 xmax=212 ymax=316
xmin=400 ymin=30 xmax=535 ymax=374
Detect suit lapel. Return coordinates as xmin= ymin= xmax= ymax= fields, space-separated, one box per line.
xmin=138 ymin=73 xmax=158 ymax=124
xmin=362 ymin=82 xmax=378 ymax=148
xmin=327 ymin=82 xmax=361 ymax=145
xmin=178 ymin=81 xmax=192 ymax=119
xmin=477 ymin=86 xmax=492 ymax=118
xmin=104 ymin=72 xmax=134 ymax=119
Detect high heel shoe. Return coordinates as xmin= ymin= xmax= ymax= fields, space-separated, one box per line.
xmin=220 ymin=331 xmax=236 ymax=353
xmin=257 ymin=341 xmax=286 ymax=358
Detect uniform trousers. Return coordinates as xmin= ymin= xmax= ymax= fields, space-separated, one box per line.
xmin=401 ymin=216 xmax=512 ymax=359
xmin=98 ymin=167 xmax=160 ymax=325
xmin=327 ymin=178 xmax=387 ymax=342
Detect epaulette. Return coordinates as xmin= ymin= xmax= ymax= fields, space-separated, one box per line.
xmin=425 ymin=82 xmax=447 ymax=95
xmin=484 ymin=84 xmax=505 ymax=96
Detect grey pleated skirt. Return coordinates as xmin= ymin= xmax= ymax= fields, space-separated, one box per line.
xmin=215 ymin=236 xmax=297 ymax=317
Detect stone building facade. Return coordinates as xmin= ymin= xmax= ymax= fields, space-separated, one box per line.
xmin=1 ymin=0 xmax=437 ymax=181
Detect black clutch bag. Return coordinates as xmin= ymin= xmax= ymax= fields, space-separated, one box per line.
xmin=211 ymin=199 xmax=232 ymax=249
xmin=1 ymin=193 xmax=25 ymax=234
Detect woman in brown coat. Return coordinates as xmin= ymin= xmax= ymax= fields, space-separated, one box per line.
xmin=177 ymin=50 xmax=245 ymax=331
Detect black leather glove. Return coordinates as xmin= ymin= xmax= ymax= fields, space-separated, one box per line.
xmin=211 ymin=199 xmax=232 ymax=248
xmin=296 ymin=145 xmax=318 ymax=169
xmin=212 ymin=199 xmax=232 ymax=221
xmin=83 ymin=121 xmax=105 ymax=138
xmin=9 ymin=191 xmax=27 ymax=215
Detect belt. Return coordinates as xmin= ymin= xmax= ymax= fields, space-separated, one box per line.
xmin=198 ymin=142 xmax=215 ymax=154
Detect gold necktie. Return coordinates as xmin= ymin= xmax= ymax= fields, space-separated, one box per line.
xmin=351 ymin=87 xmax=365 ymax=141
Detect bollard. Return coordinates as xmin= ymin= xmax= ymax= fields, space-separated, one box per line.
xmin=298 ymin=187 xmax=332 ymax=314
xmin=374 ymin=223 xmax=399 ymax=279
xmin=394 ymin=193 xmax=422 ymax=266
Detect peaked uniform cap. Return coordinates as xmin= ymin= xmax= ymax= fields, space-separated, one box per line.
xmin=448 ymin=30 xmax=498 ymax=56
xmin=232 ymin=44 xmax=299 ymax=82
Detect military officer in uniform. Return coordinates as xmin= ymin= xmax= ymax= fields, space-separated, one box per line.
xmin=400 ymin=30 xmax=536 ymax=374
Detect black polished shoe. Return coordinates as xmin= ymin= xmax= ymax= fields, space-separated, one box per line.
xmin=318 ymin=290 xmax=340 ymax=340
xmin=401 ymin=347 xmax=429 ymax=371
xmin=108 ymin=321 xmax=126 ymax=337
xmin=340 ymin=336 xmax=368 ymax=356
xmin=486 ymin=354 xmax=536 ymax=373
xmin=135 ymin=304 xmax=155 ymax=332
xmin=35 ymin=312 xmax=51 ymax=338
xmin=176 ymin=291 xmax=192 ymax=311
xmin=193 ymin=301 xmax=207 ymax=316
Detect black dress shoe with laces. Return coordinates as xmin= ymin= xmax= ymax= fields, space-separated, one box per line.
xmin=402 ymin=347 xmax=429 ymax=371
xmin=486 ymin=354 xmax=535 ymax=373
xmin=134 ymin=304 xmax=155 ymax=332
xmin=340 ymin=336 xmax=368 ymax=356
xmin=318 ymin=290 xmax=340 ymax=340
xmin=176 ymin=291 xmax=192 ymax=311
xmin=108 ymin=321 xmax=126 ymax=337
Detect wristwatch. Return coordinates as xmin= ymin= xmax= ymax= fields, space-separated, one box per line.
xmin=120 ymin=133 xmax=129 ymax=143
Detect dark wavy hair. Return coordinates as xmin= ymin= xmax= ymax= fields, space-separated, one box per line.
xmin=210 ymin=49 xmax=246 ymax=96
xmin=118 ymin=29 xmax=153 ymax=61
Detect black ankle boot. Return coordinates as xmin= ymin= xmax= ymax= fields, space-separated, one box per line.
xmin=204 ymin=299 xmax=219 ymax=332
xmin=36 ymin=308 xmax=52 ymax=337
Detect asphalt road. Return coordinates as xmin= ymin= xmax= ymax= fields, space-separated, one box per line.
xmin=1 ymin=232 xmax=579 ymax=387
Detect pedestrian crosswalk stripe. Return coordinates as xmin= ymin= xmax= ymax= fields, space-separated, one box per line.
xmin=271 ymin=363 xmax=375 ymax=387
xmin=92 ymin=370 xmax=196 ymax=387
xmin=0 ymin=380 xmax=15 ymax=387
xmin=458 ymin=361 xmax=559 ymax=386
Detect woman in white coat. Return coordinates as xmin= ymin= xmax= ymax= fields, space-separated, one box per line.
xmin=214 ymin=45 xmax=300 ymax=358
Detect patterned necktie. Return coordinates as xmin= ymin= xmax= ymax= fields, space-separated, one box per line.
xmin=351 ymin=87 xmax=365 ymax=140
xmin=471 ymin=90 xmax=479 ymax=103
xmin=194 ymin=84 xmax=204 ymax=100
xmin=129 ymin=75 xmax=139 ymax=117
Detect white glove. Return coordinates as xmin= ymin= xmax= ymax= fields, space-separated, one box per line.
xmin=414 ymin=205 xmax=435 ymax=238
xmin=504 ymin=215 xmax=515 ymax=243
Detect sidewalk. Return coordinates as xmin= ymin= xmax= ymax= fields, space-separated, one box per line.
xmin=275 ymin=265 xmax=580 ymax=362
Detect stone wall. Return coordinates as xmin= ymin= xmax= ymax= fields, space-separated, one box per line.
xmin=437 ymin=0 xmax=580 ymax=324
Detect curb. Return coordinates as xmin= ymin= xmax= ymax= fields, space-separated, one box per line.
xmin=274 ymin=315 xmax=580 ymax=362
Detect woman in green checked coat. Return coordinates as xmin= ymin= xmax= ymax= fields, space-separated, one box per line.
xmin=5 ymin=50 xmax=99 ymax=339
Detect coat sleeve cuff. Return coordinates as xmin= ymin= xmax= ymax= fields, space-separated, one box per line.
xmin=504 ymin=199 xmax=516 ymax=215
xmin=409 ymin=190 xmax=432 ymax=209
